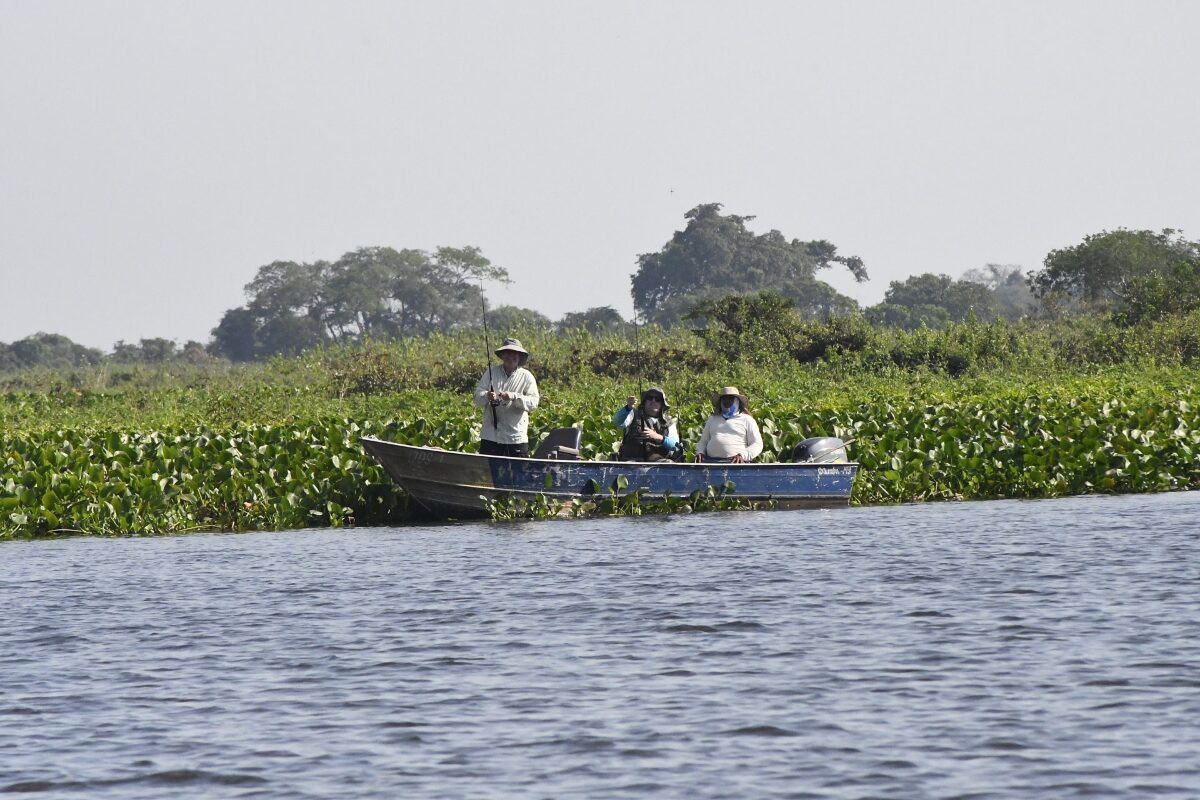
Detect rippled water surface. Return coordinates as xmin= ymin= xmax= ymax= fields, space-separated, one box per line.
xmin=4 ymin=492 xmax=1200 ymax=798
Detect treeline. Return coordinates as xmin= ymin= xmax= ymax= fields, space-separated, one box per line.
xmin=684 ymin=294 xmax=1200 ymax=377
xmin=206 ymin=246 xmax=628 ymax=362
xmin=5 ymin=205 xmax=1199 ymax=371
xmin=0 ymin=333 xmax=213 ymax=372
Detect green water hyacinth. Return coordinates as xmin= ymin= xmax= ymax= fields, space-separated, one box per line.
xmin=3 ymin=385 xmax=1200 ymax=537
xmin=0 ymin=417 xmax=454 ymax=537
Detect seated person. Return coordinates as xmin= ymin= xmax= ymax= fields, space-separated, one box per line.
xmin=695 ymin=386 xmax=763 ymax=463
xmin=614 ymin=387 xmax=681 ymax=462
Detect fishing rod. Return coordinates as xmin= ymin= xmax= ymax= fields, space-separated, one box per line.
xmin=632 ymin=310 xmax=649 ymax=457
xmin=632 ymin=309 xmax=645 ymax=399
xmin=480 ymin=283 xmax=499 ymax=433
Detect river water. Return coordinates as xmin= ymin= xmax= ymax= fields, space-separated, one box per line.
xmin=3 ymin=491 xmax=1199 ymax=799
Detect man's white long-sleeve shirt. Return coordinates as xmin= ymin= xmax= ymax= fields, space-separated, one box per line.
xmin=473 ymin=366 xmax=540 ymax=444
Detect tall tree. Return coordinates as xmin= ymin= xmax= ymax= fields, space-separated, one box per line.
xmin=257 ymin=315 xmax=326 ymax=357
xmin=323 ymin=247 xmax=409 ymax=340
xmin=631 ymin=203 xmax=867 ymax=325
xmin=208 ymin=307 xmax=261 ymax=362
xmin=245 ymin=260 xmax=328 ymax=323
xmin=212 ymin=245 xmax=510 ymax=359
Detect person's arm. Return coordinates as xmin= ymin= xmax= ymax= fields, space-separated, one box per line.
xmin=743 ymin=416 xmax=763 ymax=461
xmin=473 ymin=367 xmax=493 ymax=408
xmin=614 ymin=404 xmax=634 ymax=427
xmin=695 ymin=417 xmax=713 ymax=461
xmin=660 ymin=421 xmax=679 ymax=452
xmin=505 ymin=371 xmax=539 ymax=411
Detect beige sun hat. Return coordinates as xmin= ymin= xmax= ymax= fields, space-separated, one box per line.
xmin=711 ymin=385 xmax=750 ymax=413
xmin=494 ymin=337 xmax=530 ymax=366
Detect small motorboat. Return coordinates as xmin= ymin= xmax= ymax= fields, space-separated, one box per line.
xmin=361 ymin=428 xmax=857 ymax=520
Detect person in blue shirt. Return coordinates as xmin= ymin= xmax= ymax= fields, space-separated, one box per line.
xmin=614 ymin=387 xmax=682 ymax=462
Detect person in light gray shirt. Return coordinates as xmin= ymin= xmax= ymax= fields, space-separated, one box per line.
xmin=474 ymin=337 xmax=540 ymax=457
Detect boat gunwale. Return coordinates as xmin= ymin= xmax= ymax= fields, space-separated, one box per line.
xmin=359 ymin=436 xmax=860 ymax=469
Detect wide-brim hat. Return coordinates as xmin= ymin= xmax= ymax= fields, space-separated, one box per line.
xmin=711 ymin=385 xmax=750 ymax=413
xmin=494 ymin=337 xmax=529 ymax=366
xmin=641 ymin=386 xmax=670 ymax=411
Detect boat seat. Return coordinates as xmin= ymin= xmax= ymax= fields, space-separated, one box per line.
xmin=533 ymin=427 xmax=582 ymax=460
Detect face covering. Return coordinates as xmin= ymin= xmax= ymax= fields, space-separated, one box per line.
xmin=721 ymin=399 xmax=739 ymax=419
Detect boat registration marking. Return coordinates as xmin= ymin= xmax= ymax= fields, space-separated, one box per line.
xmin=817 ymin=466 xmax=854 ymax=477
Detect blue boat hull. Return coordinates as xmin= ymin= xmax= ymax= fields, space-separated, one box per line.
xmin=361 ymin=437 xmax=857 ymax=519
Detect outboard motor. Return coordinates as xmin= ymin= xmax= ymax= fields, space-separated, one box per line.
xmin=792 ymin=437 xmax=848 ymax=463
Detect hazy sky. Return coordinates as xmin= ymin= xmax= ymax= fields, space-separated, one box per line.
xmin=3 ymin=1 xmax=1198 ymax=350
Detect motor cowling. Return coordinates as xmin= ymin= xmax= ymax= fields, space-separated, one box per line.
xmin=792 ymin=437 xmax=848 ymax=463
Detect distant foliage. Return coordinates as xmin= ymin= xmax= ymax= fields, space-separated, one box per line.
xmin=865 ymin=272 xmax=1001 ymax=329
xmin=960 ymin=264 xmax=1036 ymax=320
xmin=585 ymin=347 xmax=714 ymax=382
xmin=556 ymin=306 xmax=626 ymax=335
xmin=1030 ymin=228 xmax=1200 ymax=323
xmin=631 ymin=203 xmax=866 ymax=325
xmin=685 ymin=292 xmax=802 ymax=362
xmin=487 ymin=305 xmax=553 ymax=334
xmin=210 ymin=245 xmax=508 ymax=361
xmin=682 ymin=290 xmax=1200 ymax=376
xmin=0 ymin=333 xmax=103 ymax=372
xmin=111 ymin=338 xmax=211 ymax=365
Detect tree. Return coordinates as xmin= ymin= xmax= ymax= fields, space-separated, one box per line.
xmin=208 ymin=307 xmax=260 ymax=362
xmin=111 ymin=338 xmax=177 ymax=363
xmin=245 ymin=260 xmax=328 ymax=323
xmin=322 ymin=248 xmax=413 ymax=340
xmin=213 ymin=244 xmax=510 ymax=359
xmin=631 ymin=203 xmax=867 ymax=325
xmin=556 ymin=306 xmax=625 ymax=334
xmin=1029 ymin=228 xmax=1200 ymax=322
xmin=865 ymin=273 xmax=999 ymax=329
xmin=0 ymin=333 xmax=102 ymax=371
xmin=682 ymin=291 xmax=811 ymax=362
xmin=487 ymin=305 xmax=552 ymax=334
xmin=960 ymin=264 xmax=1035 ymax=321
xmin=110 ymin=341 xmax=142 ymax=363
xmin=257 ymin=315 xmax=326 ymax=357
xmin=865 ymin=302 xmax=952 ymax=330
xmin=789 ymin=276 xmax=862 ymax=320
xmin=417 ymin=246 xmax=510 ymax=334
xmin=139 ymin=338 xmax=178 ymax=363
xmin=180 ymin=341 xmax=211 ymax=364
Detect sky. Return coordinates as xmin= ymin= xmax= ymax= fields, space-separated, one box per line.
xmin=2 ymin=0 xmax=1198 ymax=350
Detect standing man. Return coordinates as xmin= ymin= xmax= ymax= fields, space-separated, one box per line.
xmin=474 ymin=337 xmax=540 ymax=457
